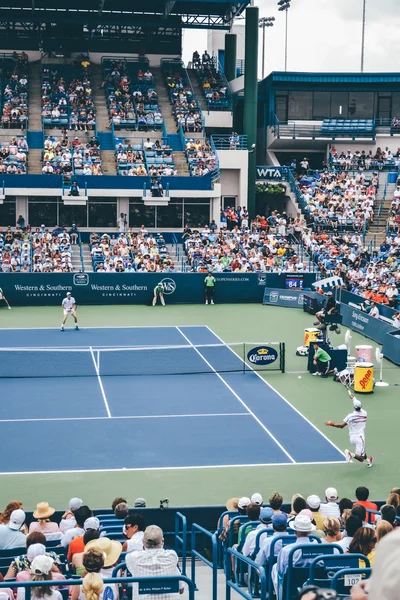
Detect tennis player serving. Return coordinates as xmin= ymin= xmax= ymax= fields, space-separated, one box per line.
xmin=61 ymin=292 xmax=79 ymax=331
xmin=325 ymin=392 xmax=373 ymax=467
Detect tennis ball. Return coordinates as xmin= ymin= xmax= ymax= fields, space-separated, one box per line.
xmin=298 ymin=375 xmax=302 ymax=379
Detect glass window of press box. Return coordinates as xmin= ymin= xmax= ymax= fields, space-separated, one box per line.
xmin=129 ymin=198 xmax=210 ymax=228
xmin=27 ymin=197 xmax=117 ymax=228
xmin=274 ymin=91 xmax=400 ymax=121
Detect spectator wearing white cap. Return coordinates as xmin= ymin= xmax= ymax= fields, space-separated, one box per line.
xmin=271 ymin=514 xmax=317 ymax=593
xmin=0 ymin=509 xmax=26 ymax=549
xmin=59 ymin=498 xmax=83 ymax=533
xmin=126 ymin=526 xmax=184 ymax=599
xmin=319 ymin=488 xmax=340 ymax=518
xmin=251 ymin=493 xmax=263 ymax=506
xmin=306 ymin=495 xmax=325 ymax=531
xmin=67 ymin=517 xmax=100 ymax=562
xmin=16 ymin=545 xmax=66 ymax=598
xmin=255 ymin=513 xmax=289 ymax=566
xmin=4 ymin=532 xmax=63 ymax=579
xmin=17 ymin=555 xmax=62 ymax=600
xmin=242 ymin=507 xmax=274 ymax=557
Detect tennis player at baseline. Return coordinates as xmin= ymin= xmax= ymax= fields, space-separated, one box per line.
xmin=61 ymin=292 xmax=79 ymax=331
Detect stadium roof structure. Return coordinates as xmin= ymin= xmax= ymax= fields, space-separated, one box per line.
xmin=0 ymin=0 xmax=250 ymax=29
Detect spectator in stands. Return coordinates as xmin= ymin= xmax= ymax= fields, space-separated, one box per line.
xmin=272 ymin=514 xmax=316 ymax=592
xmin=16 ymin=555 xmax=63 ymax=600
xmin=379 ymin=504 xmax=397 ymax=527
xmin=0 ymin=509 xmax=26 ymax=549
xmin=321 ymin=517 xmax=341 ymax=543
xmin=354 ymin=486 xmax=378 ymax=523
xmin=84 ymin=536 xmax=122 ymax=580
xmin=61 ymin=505 xmax=92 ymax=548
xmin=319 ymin=488 xmax=340 ymax=518
xmin=4 ymin=532 xmax=62 ymax=579
xmin=29 ymin=503 xmax=60 ymax=536
xmin=351 ymin=504 xmax=374 ymax=529
xmin=114 ymin=503 xmax=129 ymax=520
xmin=0 ymin=501 xmax=23 ymax=526
xmin=242 ymin=507 xmax=274 ymax=557
xmin=122 ymin=514 xmax=146 ymax=553
xmin=269 ymin=492 xmax=284 ymax=514
xmin=306 ymin=496 xmax=325 ymax=530
xmin=338 ymin=515 xmax=363 ymax=551
xmin=59 ymin=498 xmax=83 ymax=533
xmin=67 ymin=517 xmax=100 ymax=562
xmin=348 ymin=527 xmax=377 ymax=566
xmin=255 ymin=513 xmax=288 ymax=566
xmin=71 ymin=546 xmax=119 ymax=600
xmin=126 ymin=526 xmax=184 ymax=598
xmin=71 ymin=530 xmax=100 ymax=576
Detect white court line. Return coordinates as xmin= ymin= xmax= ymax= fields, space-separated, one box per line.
xmin=0 ymin=460 xmax=347 ymax=476
xmin=0 ymin=412 xmax=250 ymax=424
xmin=205 ymin=326 xmax=346 ymax=459
xmin=0 ymin=325 xmax=206 ymax=331
xmin=176 ymin=326 xmax=296 ymax=464
xmin=90 ymin=346 xmax=111 ymax=418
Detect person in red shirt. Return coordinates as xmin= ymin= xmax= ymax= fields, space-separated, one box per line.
xmin=354 ymin=486 xmax=378 ymax=524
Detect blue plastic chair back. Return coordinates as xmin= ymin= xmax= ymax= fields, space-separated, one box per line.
xmin=330 ymin=567 xmax=372 ymax=598
xmin=307 ymin=553 xmax=369 ymax=588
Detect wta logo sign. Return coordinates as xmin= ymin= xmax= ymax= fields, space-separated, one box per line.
xmin=247 ymin=346 xmax=278 ymax=365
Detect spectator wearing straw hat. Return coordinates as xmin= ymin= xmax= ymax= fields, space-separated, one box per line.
xmin=71 ymin=541 xmax=121 ymax=600
xmin=29 ymin=503 xmax=59 ymax=535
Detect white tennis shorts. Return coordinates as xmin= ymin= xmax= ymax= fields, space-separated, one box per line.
xmin=350 ymin=435 xmax=365 ymax=456
xmin=63 ymin=309 xmax=76 ymax=316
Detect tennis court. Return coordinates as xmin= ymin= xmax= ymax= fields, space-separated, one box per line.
xmin=0 ymin=325 xmax=345 ymax=474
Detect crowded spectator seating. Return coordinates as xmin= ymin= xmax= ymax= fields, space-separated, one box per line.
xmin=321 ymin=119 xmax=375 ymax=137
xmin=102 ymin=58 xmax=163 ymax=131
xmin=0 ymin=225 xmax=75 ymax=273
xmin=42 ymin=133 xmax=102 ymax=176
xmin=1 ymin=52 xmax=28 ymax=130
xmin=185 ymin=137 xmax=218 ymax=176
xmin=89 ymin=230 xmax=176 ymax=272
xmin=1 ymin=487 xmax=400 ymax=600
xmin=296 ymin=169 xmax=378 ymax=232
xmin=114 ymin=137 xmax=177 ymax=177
xmin=0 ymin=134 xmax=28 ymax=174
xmin=192 ymin=51 xmax=230 ymax=110
xmin=183 ymin=214 xmax=308 ymax=273
xmin=161 ymin=59 xmax=203 ymax=133
xmin=330 ymin=145 xmax=400 ymax=170
xmin=41 ymin=64 xmax=96 ymax=131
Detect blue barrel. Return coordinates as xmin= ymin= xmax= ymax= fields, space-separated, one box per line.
xmin=388 ymin=172 xmax=398 ymax=183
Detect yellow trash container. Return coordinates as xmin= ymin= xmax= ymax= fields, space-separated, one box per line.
xmin=354 ymin=362 xmax=374 ymax=393
xmin=304 ymin=328 xmax=321 ymax=347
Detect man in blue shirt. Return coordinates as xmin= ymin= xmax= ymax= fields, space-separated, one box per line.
xmin=255 ymin=512 xmax=288 ymax=566
xmin=271 ymin=514 xmax=316 ymax=594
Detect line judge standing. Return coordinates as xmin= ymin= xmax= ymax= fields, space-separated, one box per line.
xmin=204 ymin=272 xmax=216 ymax=305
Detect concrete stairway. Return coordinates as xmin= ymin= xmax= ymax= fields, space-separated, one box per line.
xmin=71 ymin=245 xmax=84 ymax=272
xmin=81 ymin=243 xmax=93 ymax=272
xmin=173 ymin=151 xmax=190 ymax=176
xmin=166 ymin=243 xmax=183 ymax=271
xmin=186 ymin=68 xmax=208 ymax=112
xmin=28 ymin=60 xmax=42 ymax=130
xmin=27 ymin=148 xmax=43 ymax=174
xmin=90 ymin=64 xmax=109 ymax=131
xmin=151 ymin=66 xmax=177 ymax=134
xmin=364 ymin=176 xmax=394 ymax=246
xmin=101 ymin=149 xmax=117 ymax=175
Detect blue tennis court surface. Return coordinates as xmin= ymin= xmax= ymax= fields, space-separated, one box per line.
xmin=0 ymin=326 xmax=345 ymax=473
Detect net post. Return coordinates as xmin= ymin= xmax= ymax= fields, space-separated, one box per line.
xmin=280 ymin=342 xmax=286 ymax=373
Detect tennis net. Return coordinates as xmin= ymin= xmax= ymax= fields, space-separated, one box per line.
xmin=0 ymin=342 xmax=285 ymax=378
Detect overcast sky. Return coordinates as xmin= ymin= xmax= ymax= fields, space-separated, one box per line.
xmin=182 ymin=0 xmax=400 ymax=76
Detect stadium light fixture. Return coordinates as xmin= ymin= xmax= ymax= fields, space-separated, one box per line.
xmin=277 ymin=0 xmax=291 ymax=71
xmin=259 ymin=16 xmax=275 ymax=79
